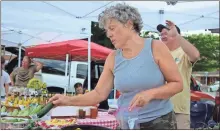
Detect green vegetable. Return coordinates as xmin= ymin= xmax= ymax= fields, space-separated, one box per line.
xmin=23 ymin=124 xmax=32 ymax=130
xmin=21 ymin=110 xmax=30 ymax=116
xmin=1 ymin=106 xmax=6 ymax=112
xmin=17 ymin=110 xmax=24 ymax=116
xmin=0 ymin=118 xmax=25 ymax=123
xmin=8 ymin=112 xmax=12 ymax=116
xmin=30 ymin=105 xmax=43 ymax=115
xmin=12 ymin=109 xmax=19 ymax=116
xmin=36 ymin=102 xmax=54 ymax=118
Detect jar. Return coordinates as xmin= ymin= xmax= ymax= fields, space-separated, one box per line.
xmin=90 ymin=107 xmax=98 ymax=119
xmin=78 ymin=109 xmax=86 ymax=119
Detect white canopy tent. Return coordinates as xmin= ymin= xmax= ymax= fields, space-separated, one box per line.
xmin=2 ymin=1 xmax=219 ymax=34
xmin=1 ymin=1 xmax=219 ymax=97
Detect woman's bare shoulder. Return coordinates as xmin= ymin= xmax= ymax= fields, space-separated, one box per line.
xmin=105 ymin=50 xmax=117 ymax=72
xmin=151 ymin=40 xmax=171 ymax=63
xmin=152 ymin=40 xmax=170 ymax=54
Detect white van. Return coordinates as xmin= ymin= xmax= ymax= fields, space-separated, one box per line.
xmin=35 ymin=58 xmax=104 ymax=93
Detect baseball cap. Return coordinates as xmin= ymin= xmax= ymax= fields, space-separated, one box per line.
xmin=157 ymin=24 xmax=181 ymax=34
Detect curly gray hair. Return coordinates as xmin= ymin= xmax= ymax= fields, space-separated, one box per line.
xmin=98 ymin=3 xmax=143 ymax=33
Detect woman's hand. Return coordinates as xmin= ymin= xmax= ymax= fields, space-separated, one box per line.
xmin=49 ymin=94 xmax=72 ymax=106
xmin=129 ymin=90 xmax=154 ymax=111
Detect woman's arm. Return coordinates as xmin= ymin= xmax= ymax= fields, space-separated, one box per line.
xmin=32 ymin=59 xmax=43 ymax=72
xmin=10 ymin=68 xmax=18 ymax=86
xmin=5 ymin=83 xmax=9 ymax=97
xmin=49 ymin=51 xmax=115 ymax=106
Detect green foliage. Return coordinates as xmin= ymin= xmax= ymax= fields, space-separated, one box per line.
xmin=91 ymin=22 xmax=114 ymax=49
xmin=184 ymin=34 xmax=219 ymax=72
xmin=140 ymin=31 xmax=160 ymax=40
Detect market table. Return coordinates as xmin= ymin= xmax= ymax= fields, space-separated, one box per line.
xmin=37 ymin=112 xmax=119 ymax=129
xmin=77 ymin=112 xmax=118 ymax=129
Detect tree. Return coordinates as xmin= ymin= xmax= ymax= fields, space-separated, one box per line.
xmin=184 ymin=34 xmax=219 ymax=72
xmin=91 ymin=21 xmax=114 ymax=49
xmin=140 ymin=31 xmax=160 ymax=40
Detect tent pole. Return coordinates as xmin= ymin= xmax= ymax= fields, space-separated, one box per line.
xmin=18 ymin=43 xmax=22 ymax=67
xmin=159 ymin=9 xmax=164 ymax=24
xmin=114 ymin=88 xmax=116 ymax=99
xmin=68 ymin=55 xmax=71 ymax=95
xmin=65 ymin=54 xmax=69 ymax=95
xmin=88 ymin=35 xmax=91 ymax=91
xmin=3 ymin=45 xmax=6 ymax=55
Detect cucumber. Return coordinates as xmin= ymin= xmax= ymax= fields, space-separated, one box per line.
xmin=36 ymin=102 xmax=54 ymax=118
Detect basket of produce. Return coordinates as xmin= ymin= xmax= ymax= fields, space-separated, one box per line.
xmin=0 ymin=117 xmax=30 ymax=129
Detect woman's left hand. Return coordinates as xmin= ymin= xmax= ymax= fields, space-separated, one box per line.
xmin=129 ymin=90 xmax=154 ymax=111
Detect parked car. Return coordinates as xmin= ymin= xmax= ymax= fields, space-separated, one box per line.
xmin=208 ymin=81 xmax=220 ymax=92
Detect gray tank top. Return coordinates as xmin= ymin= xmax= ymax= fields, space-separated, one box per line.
xmin=113 ymin=38 xmax=173 ymax=129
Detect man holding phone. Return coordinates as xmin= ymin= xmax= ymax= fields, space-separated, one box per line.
xmin=157 ymin=20 xmax=200 ymax=129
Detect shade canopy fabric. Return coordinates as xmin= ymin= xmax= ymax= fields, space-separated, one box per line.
xmin=25 ymin=39 xmax=113 ymax=61
xmin=1 ymin=1 xmax=219 ymax=48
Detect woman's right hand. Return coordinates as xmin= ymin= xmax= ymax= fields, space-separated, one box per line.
xmin=49 ymin=94 xmax=72 ymax=106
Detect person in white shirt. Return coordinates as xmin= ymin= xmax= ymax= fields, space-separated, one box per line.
xmin=1 ymin=56 xmax=11 ymax=99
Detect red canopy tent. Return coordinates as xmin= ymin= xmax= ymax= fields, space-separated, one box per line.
xmin=25 ymin=39 xmax=113 ymax=61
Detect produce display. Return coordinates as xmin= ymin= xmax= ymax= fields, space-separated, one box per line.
xmin=1 ymin=105 xmax=43 ymax=117
xmin=0 ymin=117 xmax=30 ymax=129
xmin=0 ymin=118 xmax=26 ymax=123
xmin=27 ymin=78 xmax=47 ymax=90
xmin=36 ymin=102 xmax=54 ymax=118
xmin=45 ymin=118 xmax=76 ymax=126
xmin=0 ymin=78 xmax=112 ymax=130
xmin=3 ymin=95 xmax=48 ymax=107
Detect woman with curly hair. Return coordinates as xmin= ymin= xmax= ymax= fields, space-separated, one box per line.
xmin=49 ymin=3 xmax=183 ymax=129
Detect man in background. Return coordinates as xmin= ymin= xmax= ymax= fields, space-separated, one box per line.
xmin=1 ymin=56 xmax=11 ymax=99
xmin=157 ymin=20 xmax=200 ymax=129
